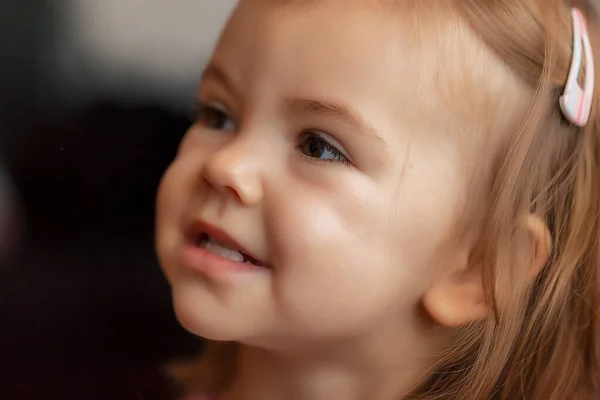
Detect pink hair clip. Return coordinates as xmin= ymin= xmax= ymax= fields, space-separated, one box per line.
xmin=560 ymin=8 xmax=595 ymax=128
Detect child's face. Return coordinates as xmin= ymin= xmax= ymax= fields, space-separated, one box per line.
xmin=157 ymin=0 xmax=479 ymax=349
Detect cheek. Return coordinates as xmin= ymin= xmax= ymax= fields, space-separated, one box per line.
xmin=156 ymin=143 xmax=205 ymax=223
xmin=155 ymin=159 xmax=197 ymax=270
xmin=262 ymin=153 xmax=465 ymax=335
xmin=156 ymin=164 xmax=183 ymax=226
xmin=395 ymin=161 xmax=466 ymax=270
xmin=265 ymin=182 xmax=419 ymax=335
xmin=155 ymin=166 xmax=179 ymax=271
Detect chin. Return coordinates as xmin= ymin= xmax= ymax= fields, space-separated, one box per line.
xmin=171 ymin=288 xmax=248 ymax=342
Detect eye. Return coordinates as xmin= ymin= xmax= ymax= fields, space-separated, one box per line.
xmin=298 ymin=130 xmax=350 ymax=165
xmin=193 ymin=101 xmax=237 ymax=132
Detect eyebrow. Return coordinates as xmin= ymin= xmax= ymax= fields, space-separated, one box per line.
xmin=202 ymin=63 xmax=386 ymax=148
xmin=286 ymin=98 xmax=386 ymax=146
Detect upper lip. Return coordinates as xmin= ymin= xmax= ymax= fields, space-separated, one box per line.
xmin=186 ymin=219 xmax=268 ymax=266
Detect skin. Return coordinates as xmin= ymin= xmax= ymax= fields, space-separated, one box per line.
xmin=155 ymin=0 xmax=524 ymax=399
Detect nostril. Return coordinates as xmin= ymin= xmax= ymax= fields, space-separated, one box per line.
xmin=201 ymin=174 xmax=242 ymax=201
xmin=225 ymin=186 xmax=239 ymax=199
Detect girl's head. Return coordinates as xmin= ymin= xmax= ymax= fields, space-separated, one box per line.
xmin=156 ymin=0 xmax=600 ymax=398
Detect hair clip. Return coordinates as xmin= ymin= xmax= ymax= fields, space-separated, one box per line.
xmin=560 ymin=8 xmax=595 ymax=127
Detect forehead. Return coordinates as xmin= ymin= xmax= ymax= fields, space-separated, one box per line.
xmin=213 ymin=0 xmax=523 ymax=148
xmin=216 ymin=0 xmax=411 ymax=88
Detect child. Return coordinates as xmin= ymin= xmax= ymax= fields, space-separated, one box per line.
xmin=155 ymin=0 xmax=600 ymax=398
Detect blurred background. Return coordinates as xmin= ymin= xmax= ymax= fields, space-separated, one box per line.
xmin=0 ymin=1 xmax=236 ymax=398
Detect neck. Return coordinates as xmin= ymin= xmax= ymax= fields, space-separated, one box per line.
xmin=221 ymin=320 xmax=445 ymax=400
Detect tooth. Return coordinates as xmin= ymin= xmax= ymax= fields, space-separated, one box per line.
xmin=201 ymin=241 xmax=244 ymax=262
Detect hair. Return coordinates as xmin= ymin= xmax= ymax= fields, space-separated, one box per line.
xmin=167 ymin=0 xmax=600 ymax=398
xmin=413 ymin=0 xmax=600 ymax=398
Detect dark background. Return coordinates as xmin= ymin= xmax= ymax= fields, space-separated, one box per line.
xmin=0 ymin=1 xmax=234 ymax=398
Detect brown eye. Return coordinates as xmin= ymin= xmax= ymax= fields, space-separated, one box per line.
xmin=298 ymin=131 xmax=350 ymax=165
xmin=194 ymin=102 xmax=236 ymax=132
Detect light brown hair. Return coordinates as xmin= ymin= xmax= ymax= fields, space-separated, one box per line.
xmin=411 ymin=0 xmax=600 ymax=398
xmin=167 ymin=0 xmax=600 ymax=398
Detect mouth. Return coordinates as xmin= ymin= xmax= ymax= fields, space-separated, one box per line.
xmin=189 ymin=232 xmax=267 ymax=268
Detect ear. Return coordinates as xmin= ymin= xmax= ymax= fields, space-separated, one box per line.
xmin=422 ymin=266 xmax=488 ymax=328
xmin=516 ymin=213 xmax=552 ymax=284
xmin=422 ymin=227 xmax=488 ymax=328
xmin=422 ymin=213 xmax=551 ymax=328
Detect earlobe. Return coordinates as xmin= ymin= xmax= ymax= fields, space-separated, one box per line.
xmin=422 ymin=229 xmax=489 ymax=328
xmin=422 ymin=270 xmax=488 ymax=328
xmin=422 ymin=213 xmax=551 ymax=328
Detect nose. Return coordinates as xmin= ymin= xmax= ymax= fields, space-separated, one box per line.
xmin=201 ymin=140 xmax=263 ymax=206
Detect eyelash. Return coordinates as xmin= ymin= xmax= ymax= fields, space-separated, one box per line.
xmin=192 ymin=100 xmax=351 ymax=166
xmin=192 ymin=101 xmax=236 ymax=132
xmin=297 ymin=130 xmax=351 ymax=166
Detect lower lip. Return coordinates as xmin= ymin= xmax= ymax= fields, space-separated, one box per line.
xmin=179 ymin=242 xmax=268 ymax=280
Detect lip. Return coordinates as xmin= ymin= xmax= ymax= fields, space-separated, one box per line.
xmin=179 ymin=240 xmax=266 ymax=280
xmin=186 ymin=220 xmax=268 ymax=266
xmin=178 ymin=219 xmax=270 ymax=279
